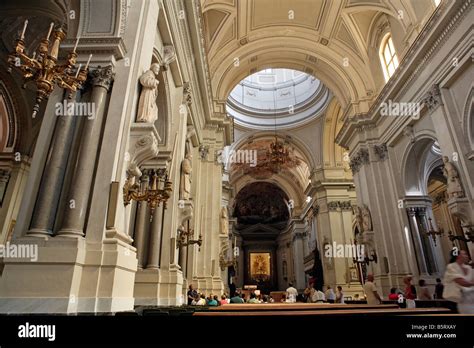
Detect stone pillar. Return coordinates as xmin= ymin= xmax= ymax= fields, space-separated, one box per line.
xmin=134 ymin=201 xmax=149 ymax=269
xmin=147 ymin=204 xmax=164 ymax=269
xmin=58 ymin=66 xmax=114 ymax=237
xmin=28 ymin=92 xmax=79 ymax=237
xmin=408 ymin=208 xmax=428 ymax=274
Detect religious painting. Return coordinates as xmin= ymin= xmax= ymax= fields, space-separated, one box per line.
xmin=249 ymin=252 xmax=271 ymax=282
xmin=233 ymin=182 xmax=290 ymax=226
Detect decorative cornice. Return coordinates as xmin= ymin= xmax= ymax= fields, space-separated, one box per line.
xmin=336 ymin=0 xmax=470 ymax=148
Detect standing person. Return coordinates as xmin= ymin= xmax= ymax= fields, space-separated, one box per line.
xmin=286 ymin=283 xmax=298 ymax=303
xmin=363 ymin=274 xmax=382 ymax=305
xmin=443 ymin=250 xmax=474 ymax=314
xmin=418 ymin=279 xmax=432 ymax=300
xmin=335 ymin=286 xmax=344 ymax=304
xmin=325 ymin=286 xmax=336 ymax=303
xmin=187 ymin=284 xmax=197 ymax=305
xmin=404 ymin=276 xmax=417 ymax=308
xmin=311 ymin=288 xmax=326 ymax=303
xmin=434 ymin=278 xmax=444 ymax=299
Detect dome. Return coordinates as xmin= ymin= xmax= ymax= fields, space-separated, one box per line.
xmin=227 ymin=68 xmax=331 ymax=130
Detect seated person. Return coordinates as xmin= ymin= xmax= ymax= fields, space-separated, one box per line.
xmin=388 ymin=288 xmax=399 ymax=301
xmin=193 ymin=294 xmax=206 ymax=306
xmin=248 ymin=293 xmax=260 ymax=304
xmin=207 ymin=294 xmax=218 ymax=306
xmin=220 ymin=295 xmax=228 ymax=305
xmin=230 ymin=291 xmax=245 ymax=303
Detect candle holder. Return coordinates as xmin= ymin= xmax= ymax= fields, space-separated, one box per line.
xmin=7 ymin=21 xmax=92 ymax=117
xmin=177 ymin=224 xmax=202 ymax=250
xmin=123 ymin=168 xmax=172 ymax=221
xmin=422 ymin=218 xmax=444 ymax=246
xmin=448 ymin=227 xmax=474 ymax=244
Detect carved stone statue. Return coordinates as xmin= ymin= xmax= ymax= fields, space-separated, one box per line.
xmin=179 ymin=153 xmax=192 ymax=200
xmin=442 ymin=156 xmax=464 ymax=199
xmin=362 ymin=205 xmax=372 ymax=232
xmin=136 ymin=63 xmax=160 ymax=123
xmin=353 ymin=206 xmax=363 ymax=233
xmin=220 ymin=207 xmax=229 ymax=235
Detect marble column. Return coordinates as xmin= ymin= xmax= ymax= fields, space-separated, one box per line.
xmin=147 ymin=203 xmax=164 ymax=269
xmin=408 ymin=208 xmax=428 ymax=274
xmin=58 ymin=66 xmax=114 ymax=237
xmin=28 ymin=92 xmax=79 ymax=237
xmin=134 ymin=201 xmax=149 ymax=269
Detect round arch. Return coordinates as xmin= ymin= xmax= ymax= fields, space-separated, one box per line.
xmin=402 ymin=132 xmax=440 ymax=196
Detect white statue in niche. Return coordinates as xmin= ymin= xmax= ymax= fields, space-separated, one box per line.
xmin=179 ymin=153 xmax=192 ymax=200
xmin=136 ymin=63 xmax=160 ymax=123
xmin=442 ymin=156 xmax=464 ymax=199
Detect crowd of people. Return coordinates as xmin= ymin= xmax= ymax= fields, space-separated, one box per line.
xmin=186 ymin=250 xmax=474 ymax=313
xmin=362 ymin=249 xmax=474 ymax=313
xmin=187 ymin=284 xmax=277 ymax=306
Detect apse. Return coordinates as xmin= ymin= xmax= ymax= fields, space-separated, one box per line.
xmin=233 ymin=181 xmax=290 ymax=230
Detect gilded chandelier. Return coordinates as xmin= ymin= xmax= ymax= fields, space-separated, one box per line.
xmin=267 ymin=136 xmax=291 ymax=172
xmin=7 ymin=20 xmax=92 ymax=117
xmin=123 ymin=169 xmax=173 ymax=221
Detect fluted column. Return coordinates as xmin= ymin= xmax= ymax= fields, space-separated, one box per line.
xmin=28 ymin=92 xmax=79 ymax=237
xmin=58 ymin=66 xmax=114 ymax=237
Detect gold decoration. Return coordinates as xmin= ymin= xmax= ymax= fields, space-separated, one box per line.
xmin=123 ymin=168 xmax=172 ymax=221
xmin=176 ymin=223 xmax=202 ymax=250
xmin=7 ymin=21 xmax=91 ymax=117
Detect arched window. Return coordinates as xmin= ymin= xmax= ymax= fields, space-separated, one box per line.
xmin=379 ymin=34 xmax=399 ymax=82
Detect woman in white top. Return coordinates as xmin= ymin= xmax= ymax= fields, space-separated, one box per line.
xmin=443 ymin=250 xmax=474 ymax=314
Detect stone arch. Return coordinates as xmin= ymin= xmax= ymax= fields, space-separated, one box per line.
xmin=463 ymin=85 xmax=474 ymax=151
xmin=402 ymin=133 xmax=440 ymax=196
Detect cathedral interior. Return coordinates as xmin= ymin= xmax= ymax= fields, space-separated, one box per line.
xmin=0 ymin=0 xmax=473 ymax=325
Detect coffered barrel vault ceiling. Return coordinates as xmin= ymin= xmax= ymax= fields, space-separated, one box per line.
xmin=201 ymin=0 xmax=428 ymax=116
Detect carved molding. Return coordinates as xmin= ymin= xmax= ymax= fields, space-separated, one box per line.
xmin=349 ymin=148 xmax=370 ymax=173
xmin=327 ymin=201 xmax=352 ymax=211
xmin=373 ymin=143 xmax=388 ymax=162
xmin=422 ymin=84 xmax=443 ymax=113
xmin=127 ymin=124 xmax=160 ymax=178
xmin=183 ymin=82 xmax=192 ymax=106
xmin=198 ymin=144 xmax=209 ymax=160
xmin=91 ymin=65 xmax=115 ymax=91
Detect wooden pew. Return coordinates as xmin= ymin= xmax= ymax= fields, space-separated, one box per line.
xmin=194 ymin=307 xmax=451 ymax=316
xmin=208 ymin=303 xmax=399 ymax=312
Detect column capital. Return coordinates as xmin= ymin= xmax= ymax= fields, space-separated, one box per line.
xmin=349 ymin=148 xmax=370 ymax=174
xmin=422 ymin=84 xmax=442 ymax=114
xmin=373 ymin=143 xmax=388 ymax=162
xmin=91 ymin=65 xmax=115 ymax=91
